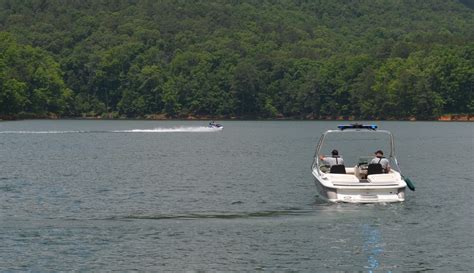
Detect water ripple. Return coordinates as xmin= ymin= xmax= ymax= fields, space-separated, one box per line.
xmin=111 ymin=210 xmax=313 ymax=220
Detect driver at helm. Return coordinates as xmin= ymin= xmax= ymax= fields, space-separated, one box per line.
xmin=370 ymin=150 xmax=391 ymax=173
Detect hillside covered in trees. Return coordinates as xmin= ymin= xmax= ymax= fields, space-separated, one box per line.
xmin=0 ymin=0 xmax=472 ymax=119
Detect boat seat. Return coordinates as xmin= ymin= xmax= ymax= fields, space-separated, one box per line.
xmin=367 ymin=173 xmax=400 ymax=185
xmin=367 ymin=163 xmax=383 ymax=175
xmin=325 ymin=173 xmax=359 ymax=183
xmin=330 ymin=165 xmax=346 ymax=174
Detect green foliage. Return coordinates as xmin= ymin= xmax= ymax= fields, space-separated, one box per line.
xmin=0 ymin=32 xmax=71 ymax=116
xmin=0 ymin=0 xmax=472 ymax=119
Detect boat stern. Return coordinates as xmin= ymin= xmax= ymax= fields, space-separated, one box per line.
xmin=334 ymin=188 xmax=405 ymax=203
xmin=313 ymin=171 xmax=406 ymax=203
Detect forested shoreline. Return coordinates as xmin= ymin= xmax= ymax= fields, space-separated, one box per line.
xmin=0 ymin=0 xmax=473 ymax=120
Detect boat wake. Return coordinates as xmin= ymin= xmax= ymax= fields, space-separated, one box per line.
xmin=0 ymin=130 xmax=84 ymax=134
xmin=0 ymin=126 xmax=223 ymax=134
xmin=113 ymin=126 xmax=222 ymax=133
xmin=109 ymin=209 xmax=312 ymax=221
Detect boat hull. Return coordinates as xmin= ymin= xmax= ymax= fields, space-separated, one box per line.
xmin=313 ymin=176 xmax=405 ymax=203
xmin=208 ymin=125 xmax=223 ymax=130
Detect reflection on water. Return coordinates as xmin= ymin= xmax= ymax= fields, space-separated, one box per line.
xmin=362 ymin=224 xmax=383 ymax=272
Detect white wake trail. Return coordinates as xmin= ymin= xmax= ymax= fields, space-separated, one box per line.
xmin=0 ymin=130 xmax=84 ymax=134
xmin=0 ymin=126 xmax=222 ymax=134
xmin=113 ymin=126 xmax=222 ymax=133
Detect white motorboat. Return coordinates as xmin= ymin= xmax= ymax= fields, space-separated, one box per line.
xmin=311 ymin=124 xmax=414 ymax=203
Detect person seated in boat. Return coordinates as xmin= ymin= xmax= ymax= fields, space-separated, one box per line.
xmin=319 ymin=150 xmax=345 ymax=173
xmin=319 ymin=149 xmax=344 ymax=167
xmin=370 ymin=150 xmax=391 ymax=173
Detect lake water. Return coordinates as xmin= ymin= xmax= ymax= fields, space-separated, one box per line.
xmin=0 ymin=120 xmax=472 ymax=271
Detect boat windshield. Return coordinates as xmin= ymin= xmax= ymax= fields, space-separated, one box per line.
xmin=319 ymin=131 xmax=393 ymax=167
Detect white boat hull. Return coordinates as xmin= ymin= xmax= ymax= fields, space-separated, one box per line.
xmin=312 ymin=169 xmax=406 ymax=203
xmin=208 ymin=125 xmax=223 ymax=130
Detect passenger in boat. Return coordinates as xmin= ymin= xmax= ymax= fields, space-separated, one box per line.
xmin=319 ymin=149 xmax=344 ymax=167
xmin=370 ymin=150 xmax=391 ymax=173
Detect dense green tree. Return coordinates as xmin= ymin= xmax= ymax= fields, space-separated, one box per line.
xmin=231 ymin=61 xmax=262 ymax=116
xmin=0 ymin=0 xmax=472 ymax=119
xmin=425 ymin=47 xmax=474 ymax=114
xmin=0 ymin=32 xmax=71 ymax=116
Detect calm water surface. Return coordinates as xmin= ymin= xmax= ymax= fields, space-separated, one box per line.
xmin=0 ymin=120 xmax=472 ymax=271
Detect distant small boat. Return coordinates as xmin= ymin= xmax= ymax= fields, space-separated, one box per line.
xmin=208 ymin=122 xmax=223 ymax=129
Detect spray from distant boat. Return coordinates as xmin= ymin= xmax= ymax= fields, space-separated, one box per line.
xmin=0 ymin=126 xmax=223 ymax=134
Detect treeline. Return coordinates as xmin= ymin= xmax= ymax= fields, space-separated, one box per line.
xmin=0 ymin=0 xmax=472 ymax=119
